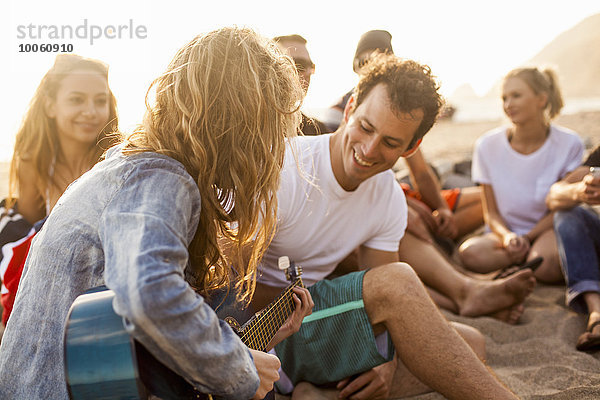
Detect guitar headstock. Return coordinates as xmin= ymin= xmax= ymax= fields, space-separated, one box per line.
xmin=278 ymin=256 xmax=302 ymax=283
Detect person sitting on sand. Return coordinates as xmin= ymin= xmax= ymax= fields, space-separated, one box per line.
xmin=547 ymin=144 xmax=600 ymax=352
xmin=274 ymin=34 xmax=328 ymax=136
xmin=0 ymin=27 xmax=314 ymax=399
xmin=458 ymin=66 xmax=584 ymax=283
xmin=0 ymin=54 xmax=119 ymax=330
xmin=253 ymin=54 xmax=524 ymax=400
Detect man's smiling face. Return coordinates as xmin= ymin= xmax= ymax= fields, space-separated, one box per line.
xmin=331 ymin=83 xmax=423 ymax=191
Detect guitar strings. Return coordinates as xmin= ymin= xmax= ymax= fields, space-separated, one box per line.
xmin=238 ymin=279 xmax=304 ymax=349
xmin=241 ymin=281 xmax=298 ymax=349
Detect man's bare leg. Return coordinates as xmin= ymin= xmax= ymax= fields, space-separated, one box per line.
xmin=291 ymin=382 xmax=336 ymax=400
xmin=388 ymin=322 xmax=486 ymax=399
xmin=363 ymin=262 xmax=517 ymax=399
xmin=399 ymin=233 xmax=535 ymax=321
xmin=291 ymin=322 xmax=487 ymax=400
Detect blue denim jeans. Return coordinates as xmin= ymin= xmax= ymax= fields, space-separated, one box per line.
xmin=554 ymin=206 xmax=600 ymax=314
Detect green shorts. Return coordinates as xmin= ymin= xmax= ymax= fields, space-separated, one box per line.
xmin=274 ymin=270 xmax=394 ymax=386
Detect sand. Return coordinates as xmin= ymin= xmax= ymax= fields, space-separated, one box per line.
xmin=3 ymin=111 xmax=600 ymax=398
xmin=419 ymin=286 xmax=600 ymax=399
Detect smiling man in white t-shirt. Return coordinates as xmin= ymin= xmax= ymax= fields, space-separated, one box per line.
xmin=253 ymin=54 xmax=524 ymax=400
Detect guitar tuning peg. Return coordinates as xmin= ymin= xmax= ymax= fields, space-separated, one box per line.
xmin=278 ymin=256 xmax=290 ymax=270
xmin=224 ymin=316 xmax=242 ymax=333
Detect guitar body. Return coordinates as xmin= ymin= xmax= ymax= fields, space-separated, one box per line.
xmin=64 ymin=287 xmax=206 ymax=400
xmin=64 ymin=257 xmax=303 ymax=400
xmin=64 ymin=287 xmax=146 ymax=399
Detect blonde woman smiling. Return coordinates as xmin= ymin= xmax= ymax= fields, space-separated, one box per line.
xmin=459 ymin=67 xmax=583 ymax=284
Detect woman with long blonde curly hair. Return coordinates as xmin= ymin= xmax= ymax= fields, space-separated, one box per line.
xmin=124 ymin=27 xmax=300 ymax=302
xmin=0 ymin=27 xmax=312 ymax=400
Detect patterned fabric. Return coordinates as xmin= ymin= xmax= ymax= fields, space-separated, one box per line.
xmin=0 ymin=229 xmax=35 ymax=325
xmin=275 ymin=271 xmax=393 ymax=385
xmin=0 ymin=199 xmax=33 ymax=265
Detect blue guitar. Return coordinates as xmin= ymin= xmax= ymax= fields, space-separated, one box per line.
xmin=64 ymin=257 xmax=303 ymax=399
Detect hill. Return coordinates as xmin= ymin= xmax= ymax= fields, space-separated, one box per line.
xmin=485 ymin=13 xmax=600 ymax=98
xmin=530 ymin=13 xmax=600 ymax=97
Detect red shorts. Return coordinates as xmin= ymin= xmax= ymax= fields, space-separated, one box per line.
xmin=400 ymin=183 xmax=461 ymax=211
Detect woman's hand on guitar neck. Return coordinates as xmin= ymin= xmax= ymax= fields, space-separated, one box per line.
xmin=249 ymin=349 xmax=281 ymax=399
xmin=265 ymin=287 xmax=314 ymax=351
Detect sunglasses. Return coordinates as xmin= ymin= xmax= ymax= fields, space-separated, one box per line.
xmin=353 ymin=56 xmax=372 ymax=73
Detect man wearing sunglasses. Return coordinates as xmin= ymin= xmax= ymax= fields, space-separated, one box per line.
xmin=274 ymin=35 xmax=329 ymax=136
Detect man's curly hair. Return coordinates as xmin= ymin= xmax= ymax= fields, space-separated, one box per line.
xmin=352 ymin=53 xmax=444 ymax=148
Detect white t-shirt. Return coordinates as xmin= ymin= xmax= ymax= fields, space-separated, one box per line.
xmin=472 ymin=124 xmax=583 ymax=235
xmin=259 ymin=134 xmax=407 ymax=287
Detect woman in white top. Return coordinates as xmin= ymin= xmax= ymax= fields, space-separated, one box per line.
xmin=458 ymin=67 xmax=583 ymax=283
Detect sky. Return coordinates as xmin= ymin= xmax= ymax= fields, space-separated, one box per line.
xmin=1 ymin=0 xmax=600 ymax=161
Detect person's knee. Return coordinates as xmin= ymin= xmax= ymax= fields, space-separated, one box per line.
xmin=458 ymin=242 xmax=484 ymax=268
xmin=364 ymin=262 xmax=422 ymax=302
xmin=378 ymin=262 xmax=421 ymax=285
xmin=363 ymin=262 xmax=428 ymax=325
xmin=533 ymin=257 xmax=563 ymax=284
xmin=554 ymin=208 xmax=584 ymax=235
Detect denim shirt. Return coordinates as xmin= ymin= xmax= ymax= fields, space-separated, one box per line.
xmin=0 ymin=146 xmax=259 ymax=399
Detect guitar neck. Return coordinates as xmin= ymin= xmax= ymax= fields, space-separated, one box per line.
xmin=238 ymin=278 xmax=303 ymax=351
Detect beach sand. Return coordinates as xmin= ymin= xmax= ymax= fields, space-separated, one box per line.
xmin=3 ymin=111 xmax=600 ymax=398
xmin=419 ymin=285 xmax=600 ymax=400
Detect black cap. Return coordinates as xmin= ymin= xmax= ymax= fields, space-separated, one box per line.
xmin=354 ymin=30 xmax=394 ymax=60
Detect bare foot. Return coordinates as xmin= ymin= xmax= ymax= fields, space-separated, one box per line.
xmin=457 ymin=269 xmax=535 ymax=318
xmin=490 ymin=303 xmax=525 ymax=325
